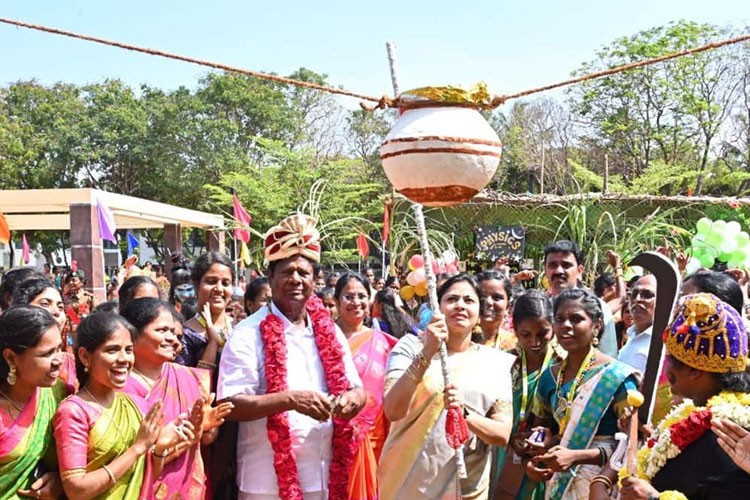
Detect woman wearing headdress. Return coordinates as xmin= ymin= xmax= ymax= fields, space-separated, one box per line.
xmin=615 ymin=293 xmax=750 ymax=499
xmin=524 ymin=288 xmax=638 ymax=499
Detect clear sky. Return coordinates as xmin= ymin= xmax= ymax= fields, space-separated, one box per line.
xmin=1 ymin=1 xmax=748 ymax=108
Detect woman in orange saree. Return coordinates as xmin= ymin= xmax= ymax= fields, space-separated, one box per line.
xmin=335 ymin=272 xmax=397 ymax=500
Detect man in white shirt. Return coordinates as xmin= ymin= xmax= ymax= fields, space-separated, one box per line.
xmin=543 ymin=240 xmax=619 ymax=357
xmin=218 ymin=214 xmax=366 ymax=499
xmin=618 ymin=274 xmax=657 ymax=374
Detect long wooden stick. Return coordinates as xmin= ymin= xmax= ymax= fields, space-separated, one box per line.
xmin=413 ymin=204 xmax=467 ymax=479
xmin=385 ymin=41 xmax=467 ymax=479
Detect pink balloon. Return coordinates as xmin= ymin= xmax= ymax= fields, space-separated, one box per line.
xmin=408 ymin=254 xmax=424 ymax=271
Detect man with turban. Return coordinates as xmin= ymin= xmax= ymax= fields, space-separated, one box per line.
xmin=218 ymin=213 xmax=366 ymax=499
xmin=614 ymin=293 xmax=750 ymax=499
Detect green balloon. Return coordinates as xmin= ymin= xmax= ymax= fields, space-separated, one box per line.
xmin=696 ymin=217 xmax=713 ymax=234
xmin=698 ymin=252 xmax=715 ymax=268
xmin=736 ymin=232 xmax=750 ymax=247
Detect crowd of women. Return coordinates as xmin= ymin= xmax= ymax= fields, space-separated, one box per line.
xmin=2 ymin=238 xmax=750 ymax=499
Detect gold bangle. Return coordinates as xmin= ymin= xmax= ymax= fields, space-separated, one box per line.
xmin=197 ymin=360 xmax=217 ymax=370
xmin=415 ymin=351 xmax=430 ymax=369
xmin=591 ymin=475 xmax=614 ymax=489
xmin=102 ymin=464 xmax=117 ymax=486
xmin=60 ymin=468 xmax=86 ymax=480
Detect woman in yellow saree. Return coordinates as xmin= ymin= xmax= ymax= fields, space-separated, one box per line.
xmin=379 ymin=274 xmax=516 ymax=499
xmin=54 ymin=312 xmax=195 ymax=499
xmin=0 ymin=306 xmax=67 ymax=500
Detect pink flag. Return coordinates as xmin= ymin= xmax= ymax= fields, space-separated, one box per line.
xmin=232 ymin=194 xmax=252 ymax=243
xmin=96 ymin=195 xmax=117 ymax=243
xmin=21 ymin=233 xmax=30 ymax=264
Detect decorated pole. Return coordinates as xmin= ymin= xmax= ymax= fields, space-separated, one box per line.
xmin=380 ymin=49 xmax=502 ymax=479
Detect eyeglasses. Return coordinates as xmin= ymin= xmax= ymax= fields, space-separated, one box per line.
xmin=630 ymin=288 xmax=656 ymax=300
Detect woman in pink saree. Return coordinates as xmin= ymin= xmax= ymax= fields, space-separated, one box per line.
xmin=335 ymin=273 xmax=398 ymax=500
xmin=120 ymin=298 xmax=233 ymax=499
xmin=0 ymin=306 xmax=67 ymax=500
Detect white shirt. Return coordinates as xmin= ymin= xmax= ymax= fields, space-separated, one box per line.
xmin=618 ymin=325 xmax=653 ymax=374
xmin=217 ymin=302 xmax=362 ymax=495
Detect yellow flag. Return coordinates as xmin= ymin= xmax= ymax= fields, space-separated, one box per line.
xmin=240 ymin=241 xmax=251 ymax=268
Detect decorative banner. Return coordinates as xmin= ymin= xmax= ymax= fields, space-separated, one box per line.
xmin=232 ymin=194 xmax=252 ymax=243
xmin=475 ymin=225 xmax=526 ymax=262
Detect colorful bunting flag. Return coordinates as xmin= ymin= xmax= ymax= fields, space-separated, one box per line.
xmin=21 ymin=233 xmax=30 ymax=264
xmin=96 ymin=195 xmax=117 ymax=244
xmin=0 ymin=211 xmax=9 ymax=245
xmin=356 ymin=232 xmax=370 ymax=258
xmin=127 ymin=231 xmax=139 ymax=255
xmin=232 ymin=194 xmax=252 ymax=243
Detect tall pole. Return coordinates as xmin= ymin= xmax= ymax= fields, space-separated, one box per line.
xmin=604 ymin=153 xmax=610 ymax=194
xmin=540 ymin=144 xmax=545 ymax=195
xmin=385 ymin=42 xmax=399 ymax=277
xmin=230 ymin=188 xmax=239 ymax=286
xmin=384 ymin=41 xmax=468 ymax=479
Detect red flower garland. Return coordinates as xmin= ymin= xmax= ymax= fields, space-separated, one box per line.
xmin=670 ymin=409 xmax=712 ymax=450
xmin=260 ymin=295 xmax=356 ymax=500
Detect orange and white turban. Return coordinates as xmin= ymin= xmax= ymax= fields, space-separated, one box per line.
xmin=264 ymin=214 xmax=321 ymax=264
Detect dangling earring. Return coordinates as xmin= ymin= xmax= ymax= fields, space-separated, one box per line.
xmin=592 ymin=336 xmax=600 ymax=347
xmin=84 ymin=366 xmax=89 ymax=373
xmin=7 ymin=365 xmax=17 ymax=386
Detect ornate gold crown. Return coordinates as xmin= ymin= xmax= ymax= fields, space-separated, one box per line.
xmin=664 ymin=293 xmax=748 ymax=373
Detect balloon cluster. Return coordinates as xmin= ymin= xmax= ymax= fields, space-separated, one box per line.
xmin=400 ymin=255 xmax=428 ymax=300
xmin=687 ymin=218 xmax=750 ymax=273
xmin=399 ymin=252 xmax=460 ymax=301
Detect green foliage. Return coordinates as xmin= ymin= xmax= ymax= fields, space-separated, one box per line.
xmin=203 ymin=139 xmax=385 ymax=267
xmin=549 ymin=201 xmax=691 ymax=282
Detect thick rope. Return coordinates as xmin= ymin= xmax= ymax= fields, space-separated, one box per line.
xmin=0 ymin=16 xmax=384 ymax=104
xmin=490 ymin=32 xmax=750 ymax=107
xmin=1 ymin=16 xmax=748 ymax=109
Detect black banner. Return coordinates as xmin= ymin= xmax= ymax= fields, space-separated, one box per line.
xmin=475 ymin=226 xmax=525 ymax=262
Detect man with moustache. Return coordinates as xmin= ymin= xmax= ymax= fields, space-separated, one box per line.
xmin=218 ymin=213 xmax=366 ymax=500
xmin=543 ymin=240 xmax=619 ymax=357
xmin=617 ymin=274 xmax=657 ymax=373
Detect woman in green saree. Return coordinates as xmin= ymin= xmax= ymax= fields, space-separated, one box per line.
xmin=492 ymin=290 xmax=559 ymax=500
xmin=0 ymin=306 xmax=67 ymax=500
xmin=524 ymin=288 xmax=638 ymax=500
xmin=54 ymin=312 xmax=196 ymax=500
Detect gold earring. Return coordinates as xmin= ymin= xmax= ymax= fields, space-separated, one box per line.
xmin=7 ymin=365 xmax=17 ymax=386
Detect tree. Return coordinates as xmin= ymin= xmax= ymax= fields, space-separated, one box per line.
xmin=492 ymin=98 xmax=573 ymax=193
xmin=568 ymin=20 xmax=739 ymax=188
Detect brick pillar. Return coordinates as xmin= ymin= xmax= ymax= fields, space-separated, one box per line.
xmin=163 ymin=224 xmax=183 ymax=277
xmin=70 ymin=204 xmax=106 ymax=304
xmin=207 ymin=230 xmax=225 ymax=253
